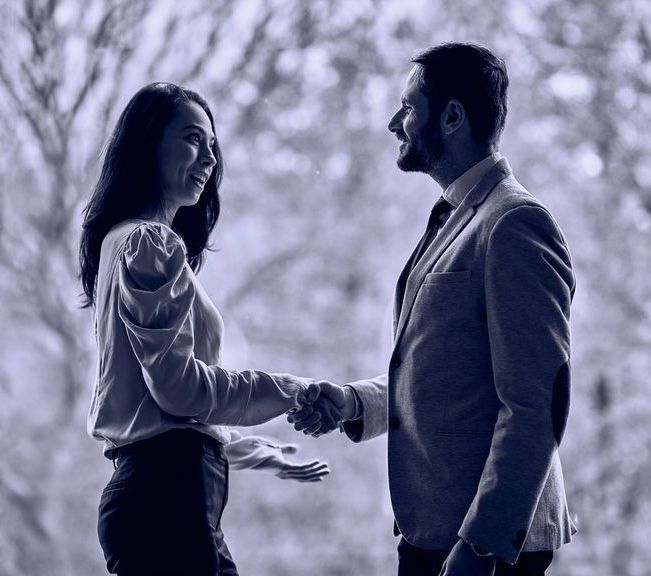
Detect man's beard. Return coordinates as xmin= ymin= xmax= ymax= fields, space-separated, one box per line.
xmin=396 ymin=130 xmax=443 ymax=174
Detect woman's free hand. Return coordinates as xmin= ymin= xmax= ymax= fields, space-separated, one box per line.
xmin=224 ymin=433 xmax=330 ymax=482
xmin=274 ymin=443 xmax=330 ymax=482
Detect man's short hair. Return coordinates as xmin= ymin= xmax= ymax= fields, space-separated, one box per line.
xmin=411 ymin=43 xmax=509 ymax=145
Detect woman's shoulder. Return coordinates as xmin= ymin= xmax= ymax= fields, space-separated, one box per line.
xmin=103 ymin=219 xmax=184 ymax=258
xmin=100 ymin=220 xmax=187 ymax=284
xmin=118 ymin=221 xmax=189 ymax=289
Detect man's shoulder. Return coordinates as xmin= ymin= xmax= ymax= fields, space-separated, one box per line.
xmin=479 ymin=174 xmax=560 ymax=230
xmin=478 ymin=174 xmax=571 ymax=259
xmin=486 ymin=174 xmax=543 ymax=211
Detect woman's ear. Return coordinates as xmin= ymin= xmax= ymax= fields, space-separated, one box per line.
xmin=441 ymin=99 xmax=466 ymax=135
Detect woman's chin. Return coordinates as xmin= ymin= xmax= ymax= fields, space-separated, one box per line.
xmin=182 ymin=189 xmax=204 ymax=206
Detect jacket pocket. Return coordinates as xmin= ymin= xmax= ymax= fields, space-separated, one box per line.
xmin=423 ymin=270 xmax=471 ymax=284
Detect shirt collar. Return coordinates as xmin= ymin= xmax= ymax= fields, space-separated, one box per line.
xmin=442 ymin=152 xmax=503 ymax=208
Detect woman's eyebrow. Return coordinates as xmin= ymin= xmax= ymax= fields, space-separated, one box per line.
xmin=183 ymin=123 xmax=204 ymax=131
xmin=182 ymin=124 xmax=216 ymax=141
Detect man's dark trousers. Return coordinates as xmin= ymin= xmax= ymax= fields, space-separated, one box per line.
xmin=398 ymin=537 xmax=553 ymax=576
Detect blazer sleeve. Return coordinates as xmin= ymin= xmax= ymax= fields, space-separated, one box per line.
xmin=341 ymin=373 xmax=389 ymax=442
xmin=458 ymin=205 xmax=575 ymax=564
xmin=117 ymin=223 xmax=305 ymax=426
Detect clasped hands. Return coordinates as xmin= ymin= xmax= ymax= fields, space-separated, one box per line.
xmin=287 ymin=381 xmax=356 ymax=436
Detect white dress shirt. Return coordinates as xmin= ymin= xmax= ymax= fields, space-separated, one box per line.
xmin=443 ymin=152 xmax=503 ymax=208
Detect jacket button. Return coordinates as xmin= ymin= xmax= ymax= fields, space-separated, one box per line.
xmin=390 ymin=356 xmax=402 ymax=369
xmin=390 ymin=417 xmax=401 ymax=430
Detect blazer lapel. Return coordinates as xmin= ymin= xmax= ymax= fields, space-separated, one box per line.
xmin=392 ymin=158 xmax=513 ymax=345
xmin=393 ymin=226 xmax=430 ymax=333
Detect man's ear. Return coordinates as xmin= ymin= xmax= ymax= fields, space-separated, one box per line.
xmin=441 ymin=99 xmax=466 ymax=135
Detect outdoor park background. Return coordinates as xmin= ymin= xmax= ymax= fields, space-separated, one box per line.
xmin=1 ymin=0 xmax=650 ymax=574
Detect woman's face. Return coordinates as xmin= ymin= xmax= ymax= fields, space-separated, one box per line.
xmin=157 ymin=100 xmax=217 ymax=214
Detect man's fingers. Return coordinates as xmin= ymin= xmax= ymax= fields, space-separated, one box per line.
xmin=317 ymin=381 xmax=347 ymax=407
xmin=287 ymin=404 xmax=314 ymax=424
xmin=311 ymin=421 xmax=337 ymax=437
xmin=289 ymin=395 xmax=343 ymax=434
xmin=293 ymin=411 xmax=322 ymax=431
xmin=317 ymin=401 xmax=342 ymax=430
xmin=302 ymin=420 xmax=323 ymax=435
xmin=304 ymin=383 xmax=321 ymax=404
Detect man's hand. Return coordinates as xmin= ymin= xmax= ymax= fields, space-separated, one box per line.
xmin=287 ymin=381 xmax=356 ymax=436
xmin=439 ymin=539 xmax=496 ymax=576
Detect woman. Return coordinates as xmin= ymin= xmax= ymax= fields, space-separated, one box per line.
xmin=80 ymin=82 xmax=323 ymax=576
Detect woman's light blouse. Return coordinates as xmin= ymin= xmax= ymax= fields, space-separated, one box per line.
xmin=87 ymin=220 xmax=302 ymax=458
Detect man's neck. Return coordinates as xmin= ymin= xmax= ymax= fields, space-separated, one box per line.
xmin=429 ymin=145 xmax=497 ymax=190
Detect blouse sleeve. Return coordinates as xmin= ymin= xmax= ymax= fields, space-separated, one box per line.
xmin=117 ymin=223 xmax=306 ymax=426
xmin=223 ymin=429 xmax=284 ymax=472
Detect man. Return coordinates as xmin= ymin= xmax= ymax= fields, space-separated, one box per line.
xmin=289 ymin=43 xmax=576 ymax=576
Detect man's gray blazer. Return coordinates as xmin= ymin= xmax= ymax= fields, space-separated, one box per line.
xmin=343 ymin=158 xmax=576 ymax=564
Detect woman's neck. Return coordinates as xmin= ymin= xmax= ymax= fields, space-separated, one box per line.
xmin=135 ymin=204 xmax=177 ymax=227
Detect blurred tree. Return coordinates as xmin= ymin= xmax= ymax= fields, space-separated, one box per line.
xmin=1 ymin=0 xmax=650 ymax=574
xmin=512 ymin=1 xmax=651 ymax=574
xmin=0 ymin=2 xmax=155 ymax=572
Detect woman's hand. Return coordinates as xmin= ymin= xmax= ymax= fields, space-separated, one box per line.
xmin=273 ymin=443 xmax=330 ymax=482
xmin=224 ymin=432 xmax=330 ymax=482
xmin=269 ymin=373 xmax=315 ymax=409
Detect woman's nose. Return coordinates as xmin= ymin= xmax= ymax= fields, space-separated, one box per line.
xmin=200 ymin=146 xmax=216 ymax=168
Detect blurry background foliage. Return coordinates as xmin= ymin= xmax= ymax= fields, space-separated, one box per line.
xmin=0 ymin=0 xmax=650 ymax=574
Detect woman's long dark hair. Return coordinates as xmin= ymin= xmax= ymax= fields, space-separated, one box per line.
xmin=79 ymin=82 xmax=223 ymax=307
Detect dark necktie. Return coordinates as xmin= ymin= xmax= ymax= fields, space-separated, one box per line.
xmin=409 ymin=196 xmax=454 ymax=274
xmin=394 ymin=196 xmax=454 ymax=322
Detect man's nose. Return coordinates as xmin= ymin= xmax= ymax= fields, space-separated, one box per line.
xmin=388 ymin=110 xmax=403 ymax=134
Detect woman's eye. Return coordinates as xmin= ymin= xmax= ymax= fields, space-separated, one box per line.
xmin=187 ymin=134 xmax=201 ymax=144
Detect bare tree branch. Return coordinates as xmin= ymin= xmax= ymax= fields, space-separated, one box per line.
xmin=224 ymin=243 xmax=306 ymax=311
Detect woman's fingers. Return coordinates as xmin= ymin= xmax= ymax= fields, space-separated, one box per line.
xmin=284 ymin=459 xmax=323 ymax=470
xmin=278 ymin=461 xmax=330 ymax=482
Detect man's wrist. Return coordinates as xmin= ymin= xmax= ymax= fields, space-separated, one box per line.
xmin=463 ymin=539 xmax=495 ymax=558
xmin=342 ymin=385 xmax=361 ymax=421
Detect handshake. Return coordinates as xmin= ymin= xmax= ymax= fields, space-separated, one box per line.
xmin=287 ymin=381 xmax=359 ymax=437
